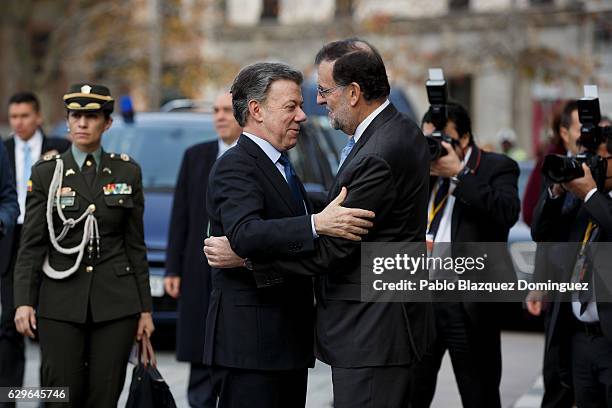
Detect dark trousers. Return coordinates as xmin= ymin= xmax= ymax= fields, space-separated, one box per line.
xmin=188 ymin=362 xmax=216 ymax=408
xmin=411 ymin=302 xmax=501 ymax=408
xmin=331 ymin=365 xmax=413 ymax=408
xmin=0 ymin=225 xmax=24 ymax=408
xmin=210 ymin=365 xmax=307 ymax=408
xmin=38 ymin=314 xmax=138 ymax=408
xmin=541 ymin=306 xmax=574 ymax=408
xmin=571 ymin=329 xmax=612 ymax=408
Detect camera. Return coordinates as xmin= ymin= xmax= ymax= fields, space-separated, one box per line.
xmin=424 ymin=68 xmax=459 ymax=160
xmin=542 ymin=86 xmax=610 ymax=188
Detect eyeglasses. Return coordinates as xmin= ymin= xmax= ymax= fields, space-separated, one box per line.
xmin=317 ymin=84 xmax=345 ymax=98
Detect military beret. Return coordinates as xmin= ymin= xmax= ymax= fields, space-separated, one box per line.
xmin=63 ymin=83 xmax=114 ymax=113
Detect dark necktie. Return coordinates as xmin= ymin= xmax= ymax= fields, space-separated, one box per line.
xmin=427 ymin=178 xmax=450 ymax=239
xmin=277 ymin=153 xmax=305 ymax=215
xmin=82 ymin=154 xmax=97 ymax=187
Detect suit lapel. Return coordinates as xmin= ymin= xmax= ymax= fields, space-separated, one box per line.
xmin=239 ymin=135 xmax=303 ymax=215
xmin=331 ymin=104 xmax=398 ymax=202
xmin=62 ymin=150 xmax=95 ymax=202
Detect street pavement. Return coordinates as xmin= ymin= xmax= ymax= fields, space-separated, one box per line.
xmin=18 ymin=331 xmax=545 ymax=407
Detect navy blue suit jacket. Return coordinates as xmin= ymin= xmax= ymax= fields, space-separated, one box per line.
xmin=0 ymin=141 xmax=18 ymax=238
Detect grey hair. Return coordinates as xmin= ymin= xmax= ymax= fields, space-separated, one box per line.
xmin=230 ymin=62 xmax=303 ymax=127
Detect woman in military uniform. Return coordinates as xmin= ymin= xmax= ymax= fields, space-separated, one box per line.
xmin=13 ymin=84 xmax=154 ymax=407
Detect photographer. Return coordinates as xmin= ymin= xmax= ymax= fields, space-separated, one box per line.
xmin=412 ymin=102 xmax=520 ymax=408
xmin=532 ymin=117 xmax=612 ymax=407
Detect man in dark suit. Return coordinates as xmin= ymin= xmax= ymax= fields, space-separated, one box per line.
xmin=412 ymin=102 xmax=520 ymax=408
xmin=164 ymin=91 xmax=241 ymax=408
xmin=524 ymin=100 xmax=579 ymax=408
xmin=0 ymin=142 xmax=18 ymax=237
xmin=531 ymin=130 xmax=612 ymax=407
xmin=204 ymin=62 xmax=375 ymax=408
xmin=205 ymin=39 xmax=435 ymax=407
xmin=0 ymin=92 xmax=70 ymax=397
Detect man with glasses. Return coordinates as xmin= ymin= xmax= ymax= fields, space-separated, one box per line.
xmin=205 ymin=38 xmax=434 ymax=407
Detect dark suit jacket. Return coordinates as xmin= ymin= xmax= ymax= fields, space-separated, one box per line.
xmin=434 ymin=146 xmax=520 ymax=321
xmin=253 ymin=103 xmax=436 ymax=368
xmin=0 ymin=134 xmax=71 ymax=278
xmin=532 ymin=188 xmax=612 ymax=349
xmin=166 ymin=140 xmax=218 ymax=362
xmin=0 ymin=142 xmax=18 ymax=239
xmin=13 ymin=149 xmax=152 ymax=323
xmin=204 ymin=135 xmax=316 ymax=371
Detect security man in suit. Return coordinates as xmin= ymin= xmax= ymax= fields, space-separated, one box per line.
xmin=0 ymin=92 xmax=70 ymax=398
xmin=13 ymin=84 xmax=154 ymax=407
xmin=414 ymin=102 xmax=519 ymax=408
xmin=164 ymin=91 xmax=241 ymax=408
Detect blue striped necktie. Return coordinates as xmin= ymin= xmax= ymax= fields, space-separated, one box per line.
xmin=339 ymin=136 xmax=355 ymax=168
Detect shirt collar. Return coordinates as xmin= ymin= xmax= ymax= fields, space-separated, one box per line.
xmin=71 ymin=144 xmax=102 ymax=170
xmin=242 ymin=132 xmax=282 ymax=164
xmin=13 ymin=129 xmax=43 ymax=149
xmin=218 ymin=138 xmax=237 ymax=157
xmin=353 ymin=99 xmax=390 ymax=143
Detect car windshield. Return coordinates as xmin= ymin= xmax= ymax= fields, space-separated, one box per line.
xmin=103 ymin=120 xmax=216 ymax=189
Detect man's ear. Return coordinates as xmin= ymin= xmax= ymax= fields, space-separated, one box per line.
xmin=559 ymin=127 xmax=570 ymax=147
xmin=348 ymin=82 xmax=361 ymax=107
xmin=248 ymin=100 xmax=264 ymax=123
xmin=459 ymin=133 xmax=471 ymax=149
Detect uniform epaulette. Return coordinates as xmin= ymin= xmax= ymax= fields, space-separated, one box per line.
xmin=34 ymin=154 xmax=61 ymax=167
xmin=109 ymin=152 xmax=139 ymax=167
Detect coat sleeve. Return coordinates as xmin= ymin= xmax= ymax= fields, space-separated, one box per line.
xmin=124 ymin=164 xmax=153 ymax=312
xmin=165 ymin=148 xmax=191 ymax=277
xmin=210 ymin=153 xmax=314 ymax=258
xmin=252 ymin=154 xmax=398 ymax=280
xmin=452 ymin=156 xmax=521 ymax=230
xmin=0 ymin=143 xmax=18 ymax=238
xmin=13 ymin=164 xmax=48 ymax=307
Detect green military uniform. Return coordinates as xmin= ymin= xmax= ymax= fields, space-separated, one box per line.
xmin=13 ymin=84 xmax=152 ymax=407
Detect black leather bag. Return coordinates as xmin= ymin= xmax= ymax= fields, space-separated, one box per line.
xmin=125 ymin=336 xmax=177 ymax=408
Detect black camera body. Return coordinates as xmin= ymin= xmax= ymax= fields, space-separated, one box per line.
xmin=542 ymin=92 xmax=609 ymax=188
xmin=425 ymin=70 xmax=457 ymax=160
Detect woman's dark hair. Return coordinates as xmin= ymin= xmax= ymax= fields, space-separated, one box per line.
xmin=315 ymin=38 xmax=390 ymax=102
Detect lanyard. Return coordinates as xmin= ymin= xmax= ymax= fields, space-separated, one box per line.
xmin=427 ymin=183 xmax=450 ymax=230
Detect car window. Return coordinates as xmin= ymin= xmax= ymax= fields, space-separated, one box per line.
xmin=103 ymin=122 xmax=216 ymax=189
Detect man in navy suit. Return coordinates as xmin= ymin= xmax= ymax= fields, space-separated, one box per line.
xmin=164 ymin=91 xmax=242 ymax=408
xmin=0 ymin=92 xmax=70 ymax=398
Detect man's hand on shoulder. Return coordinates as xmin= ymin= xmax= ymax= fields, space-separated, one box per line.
xmin=313 ymin=187 xmax=375 ymax=241
xmin=204 ymin=236 xmax=245 ymax=269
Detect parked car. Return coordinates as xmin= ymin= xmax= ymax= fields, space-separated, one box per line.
xmin=101 ymin=112 xmax=342 ymax=327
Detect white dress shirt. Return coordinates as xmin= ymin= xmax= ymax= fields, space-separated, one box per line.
xmin=14 ymin=130 xmax=43 ymax=224
xmin=352 ymin=99 xmax=390 ymax=144
xmin=427 ymin=148 xmax=472 ymax=278
xmin=242 ymin=132 xmax=317 ymax=237
xmin=217 ymin=139 xmax=237 ymax=159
